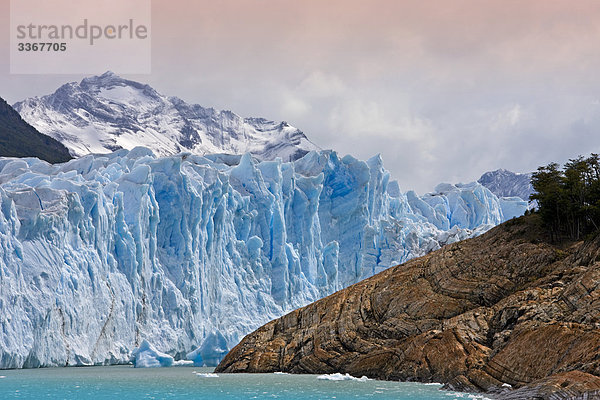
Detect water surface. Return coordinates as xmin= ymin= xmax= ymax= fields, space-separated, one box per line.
xmin=0 ymin=366 xmax=491 ymax=399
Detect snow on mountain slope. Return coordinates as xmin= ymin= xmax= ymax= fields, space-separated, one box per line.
xmin=13 ymin=72 xmax=319 ymax=162
xmin=0 ymin=148 xmax=526 ymax=369
xmin=478 ymin=168 xmax=533 ymax=201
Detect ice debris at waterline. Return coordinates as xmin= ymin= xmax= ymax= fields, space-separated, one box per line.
xmin=185 ymin=331 xmax=228 ymax=366
xmin=172 ymin=360 xmax=194 ymax=366
xmin=0 ymin=148 xmax=526 ymax=368
xmin=131 ymin=340 xmax=173 ymax=368
xmin=317 ymin=373 xmax=371 ymax=382
xmin=194 ymin=372 xmax=220 ymax=378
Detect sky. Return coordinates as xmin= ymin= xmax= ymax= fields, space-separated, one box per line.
xmin=2 ymin=0 xmax=600 ymax=193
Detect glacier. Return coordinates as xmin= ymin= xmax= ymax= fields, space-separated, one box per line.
xmin=0 ymin=148 xmax=526 ymax=368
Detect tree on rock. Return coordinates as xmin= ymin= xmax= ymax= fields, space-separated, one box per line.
xmin=531 ymin=154 xmax=600 ymax=241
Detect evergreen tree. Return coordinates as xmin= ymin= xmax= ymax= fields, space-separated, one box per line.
xmin=531 ymin=154 xmax=600 ymax=240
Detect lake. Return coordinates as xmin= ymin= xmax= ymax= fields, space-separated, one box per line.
xmin=0 ymin=366 xmax=492 ymax=399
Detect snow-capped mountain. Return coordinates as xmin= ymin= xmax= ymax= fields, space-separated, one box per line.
xmin=0 ymin=148 xmax=527 ymax=369
xmin=478 ymin=168 xmax=534 ymax=201
xmin=13 ymin=72 xmax=319 ymax=161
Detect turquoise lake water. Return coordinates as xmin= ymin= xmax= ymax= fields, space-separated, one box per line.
xmin=0 ymin=366 xmax=492 ymax=399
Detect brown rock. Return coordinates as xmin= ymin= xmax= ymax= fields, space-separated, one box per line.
xmin=216 ymin=215 xmax=600 ymax=399
xmin=499 ymin=371 xmax=600 ymax=399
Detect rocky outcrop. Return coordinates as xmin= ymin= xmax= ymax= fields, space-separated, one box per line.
xmin=216 ymin=215 xmax=600 ymax=399
xmin=498 ymin=371 xmax=600 ymax=399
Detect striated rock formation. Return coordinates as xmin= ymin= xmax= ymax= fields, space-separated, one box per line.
xmin=216 ymin=215 xmax=600 ymax=399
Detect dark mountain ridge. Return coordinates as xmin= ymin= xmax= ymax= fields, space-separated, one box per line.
xmin=0 ymin=97 xmax=71 ymax=163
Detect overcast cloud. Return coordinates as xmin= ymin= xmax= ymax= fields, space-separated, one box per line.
xmin=2 ymin=0 xmax=600 ymax=193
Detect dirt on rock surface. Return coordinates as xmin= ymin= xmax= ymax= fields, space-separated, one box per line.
xmin=216 ymin=215 xmax=600 ymax=399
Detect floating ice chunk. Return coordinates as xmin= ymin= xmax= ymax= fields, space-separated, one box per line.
xmin=317 ymin=373 xmax=371 ymax=381
xmin=131 ymin=340 xmax=174 ymax=368
xmin=195 ymin=372 xmax=219 ymax=378
xmin=273 ymin=372 xmax=289 ymax=375
xmin=173 ymin=360 xmax=194 ymax=366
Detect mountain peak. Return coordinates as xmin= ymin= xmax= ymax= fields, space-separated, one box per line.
xmin=14 ymin=75 xmax=320 ymax=161
xmin=80 ymin=70 xmax=124 ymax=86
xmin=77 ymin=71 xmax=156 ymax=99
xmin=478 ymin=168 xmax=533 ymax=200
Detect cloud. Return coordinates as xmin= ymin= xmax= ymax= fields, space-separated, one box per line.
xmin=297 ymin=71 xmax=346 ymax=98
xmin=280 ymin=94 xmax=311 ymax=119
xmin=491 ymin=104 xmax=524 ymax=132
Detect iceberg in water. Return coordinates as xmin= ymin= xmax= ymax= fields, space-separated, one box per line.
xmin=195 ymin=372 xmax=220 ymax=378
xmin=317 ymin=373 xmax=371 ymax=381
xmin=172 ymin=360 xmax=194 ymax=366
xmin=131 ymin=340 xmax=174 ymax=368
xmin=0 ymin=148 xmax=526 ymax=368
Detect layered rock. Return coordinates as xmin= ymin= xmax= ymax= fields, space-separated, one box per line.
xmin=216 ymin=215 xmax=600 ymax=399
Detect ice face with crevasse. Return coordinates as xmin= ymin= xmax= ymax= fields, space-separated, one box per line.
xmin=0 ymin=148 xmax=526 ymax=368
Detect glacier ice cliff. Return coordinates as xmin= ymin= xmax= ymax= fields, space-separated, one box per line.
xmin=0 ymin=148 xmax=526 ymax=368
